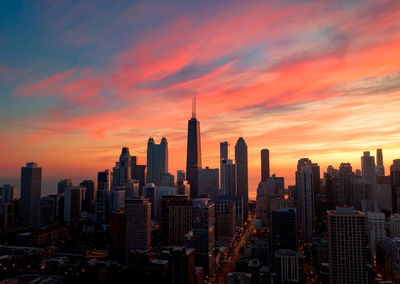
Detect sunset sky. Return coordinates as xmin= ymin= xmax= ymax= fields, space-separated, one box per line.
xmin=1 ymin=0 xmax=400 ymax=198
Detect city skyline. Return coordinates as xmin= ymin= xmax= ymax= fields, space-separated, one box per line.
xmin=1 ymin=1 xmax=400 ymax=198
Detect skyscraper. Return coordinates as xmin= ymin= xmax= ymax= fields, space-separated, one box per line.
xmin=235 ymin=137 xmax=249 ymax=219
xmin=197 ymin=167 xmax=219 ymax=200
xmin=362 ymin=151 xmax=377 ymax=211
xmin=147 ymin=137 xmax=168 ymax=185
xmin=0 ymin=184 xmax=18 ymax=202
xmin=391 ymin=159 xmax=400 ymax=213
xmin=125 ymin=197 xmax=151 ymax=260
xmin=261 ymin=149 xmax=270 ymax=182
xmin=57 ymin=179 xmax=72 ymax=195
xmin=221 ymin=159 xmax=236 ymax=196
xmin=186 ymin=96 xmax=202 ymax=198
xmin=119 ymin=147 xmax=132 ymax=186
xmin=20 ymin=162 xmax=42 ymax=226
xmin=296 ymin=158 xmax=318 ymax=243
xmin=64 ymin=186 xmax=85 ymax=222
xmin=376 ymin=149 xmax=385 ymax=177
xmin=80 ymin=180 xmax=97 ymax=213
xmin=96 ymin=170 xmax=112 ymax=224
xmin=328 ymin=207 xmax=368 ymax=284
xmin=190 ymin=198 xmax=215 ymax=274
xmin=271 ymin=208 xmax=298 ymax=252
xmin=220 ymin=141 xmax=229 ymax=188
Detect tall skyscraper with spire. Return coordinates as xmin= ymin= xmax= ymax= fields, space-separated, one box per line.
xmin=186 ymin=95 xmax=202 ymax=198
xmin=235 ymin=137 xmax=248 ymax=219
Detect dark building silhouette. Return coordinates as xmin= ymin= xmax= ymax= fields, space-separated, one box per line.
xmin=57 ymin=179 xmax=72 ymax=195
xmin=20 ymin=162 xmax=42 ymax=226
xmin=220 ymin=141 xmax=229 ymax=189
xmin=235 ymin=137 xmax=249 ymax=219
xmin=271 ymin=208 xmax=297 ymax=252
xmin=261 ymin=149 xmax=270 ymax=182
xmin=109 ymin=209 xmax=125 ymax=260
xmin=147 ymin=137 xmax=168 ymax=185
xmin=118 ymin=147 xmax=132 ymax=186
xmin=391 ymin=159 xmax=400 ymax=213
xmin=80 ymin=180 xmax=97 ymax=213
xmin=186 ymin=96 xmax=202 ymax=198
xmin=97 ymin=170 xmax=112 ymax=224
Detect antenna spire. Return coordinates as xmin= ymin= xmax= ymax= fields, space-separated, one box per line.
xmin=192 ymin=92 xmax=197 ymax=119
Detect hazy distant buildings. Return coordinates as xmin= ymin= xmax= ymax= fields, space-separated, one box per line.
xmin=186 ymin=97 xmax=202 ymax=198
xmin=125 ymin=197 xmax=151 ymax=259
xmin=40 ymin=196 xmax=56 ymax=226
xmin=20 ymin=162 xmax=42 ymax=226
xmin=391 ymin=159 xmax=400 ymax=213
xmin=261 ymin=149 xmax=270 ymax=182
xmin=197 ymin=167 xmax=219 ymax=200
xmin=235 ymin=137 xmax=248 ymax=220
xmin=64 ymin=187 xmax=85 ymax=222
xmin=57 ymin=179 xmax=72 ymax=195
xmin=0 ymin=184 xmax=17 ymax=202
xmin=147 ymin=137 xmax=168 ymax=185
xmin=328 ymin=207 xmax=367 ymax=284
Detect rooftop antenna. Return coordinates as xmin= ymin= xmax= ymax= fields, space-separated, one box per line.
xmin=192 ymin=92 xmax=197 ymax=119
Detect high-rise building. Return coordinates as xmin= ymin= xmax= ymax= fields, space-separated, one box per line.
xmin=384 ymin=238 xmax=400 ymax=283
xmin=274 ymin=250 xmax=304 ymax=284
xmin=391 ymin=159 xmax=400 ymax=213
xmin=216 ymin=195 xmax=243 ymax=226
xmin=147 ymin=137 xmax=168 ymax=185
xmin=64 ymin=187 xmax=85 ymax=222
xmin=296 ymin=158 xmax=318 ymax=243
xmin=109 ymin=209 xmax=125 ymax=260
xmin=110 ymin=186 xmax=127 ymax=212
xmin=186 ymin=96 xmax=202 ymax=198
xmin=220 ymin=141 xmax=229 ymax=188
xmin=177 ymin=170 xmax=185 ymax=184
xmin=261 ymin=149 xmax=270 ymax=182
xmin=57 ymin=179 xmax=72 ymax=195
xmin=362 ymin=151 xmax=377 ymax=211
xmin=215 ymin=201 xmax=235 ymax=244
xmin=376 ymin=149 xmax=385 ymax=177
xmin=189 ymin=198 xmax=215 ymax=274
xmin=20 ymin=162 xmax=42 ymax=226
xmin=80 ymin=180 xmax=97 ymax=213
xmin=328 ymin=207 xmax=368 ymax=284
xmin=40 ymin=196 xmax=56 ymax=226
xmin=0 ymin=184 xmax=18 ymax=202
xmin=119 ymin=147 xmax=132 ymax=186
xmin=125 ymin=197 xmax=151 ymax=260
xmin=142 ymin=183 xmax=157 ymax=220
xmin=235 ymin=137 xmax=249 ymax=220
xmin=390 ymin=214 xmax=400 ymax=238
xmin=197 ymin=167 xmax=219 ymax=200
xmin=271 ymin=208 xmax=297 ymax=252
xmin=160 ymin=195 xmax=192 ymax=246
xmin=366 ymin=211 xmax=386 ymax=259
xmin=96 ymin=170 xmax=112 ymax=224
xmin=221 ymin=159 xmax=236 ymax=196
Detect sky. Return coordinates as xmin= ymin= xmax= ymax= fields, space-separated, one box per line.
xmin=1 ymin=0 xmax=400 ymax=198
